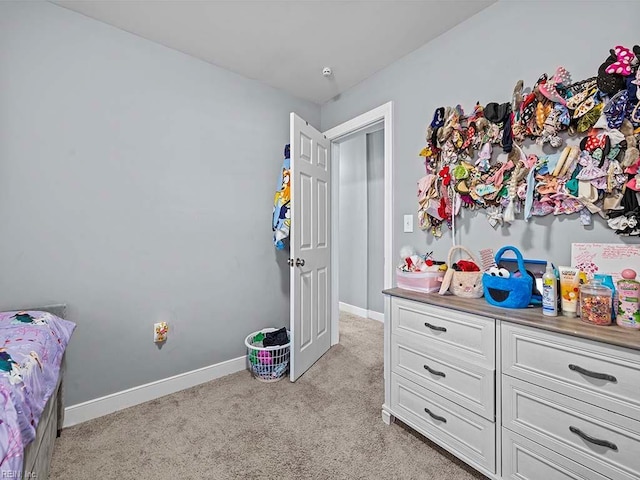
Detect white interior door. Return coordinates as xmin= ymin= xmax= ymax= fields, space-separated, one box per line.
xmin=289 ymin=112 xmax=331 ymax=381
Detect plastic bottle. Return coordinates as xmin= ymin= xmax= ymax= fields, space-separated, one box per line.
xmin=542 ymin=262 xmax=558 ymax=317
xmin=616 ymin=269 xmax=640 ymax=329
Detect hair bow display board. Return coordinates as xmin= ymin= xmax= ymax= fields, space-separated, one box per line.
xmin=417 ymin=45 xmax=640 ymax=239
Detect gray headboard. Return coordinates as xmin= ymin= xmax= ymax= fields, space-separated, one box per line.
xmin=12 ymin=304 xmax=67 ymax=319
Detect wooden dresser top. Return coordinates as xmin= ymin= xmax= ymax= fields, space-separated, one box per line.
xmin=384 ymin=288 xmax=640 ymax=351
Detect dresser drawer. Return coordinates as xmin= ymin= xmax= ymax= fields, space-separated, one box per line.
xmin=502 ymin=322 xmax=640 ymax=420
xmin=391 ymin=334 xmax=494 ymax=420
xmin=390 ymin=373 xmax=496 ymax=473
xmin=502 ymin=429 xmax=608 ymax=480
xmin=391 ymin=297 xmax=495 ymax=367
xmin=503 ymin=375 xmax=640 ymax=480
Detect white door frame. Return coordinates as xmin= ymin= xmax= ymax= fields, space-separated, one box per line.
xmin=323 ymin=102 xmax=394 ymax=346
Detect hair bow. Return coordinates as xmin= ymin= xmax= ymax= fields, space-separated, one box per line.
xmin=539 ymin=67 xmax=572 ymax=105
xmin=487 ymin=160 xmax=513 ymax=187
xmin=605 ymin=45 xmax=634 ymax=76
xmin=576 ymin=151 xmax=607 ymax=181
xmin=580 ymin=134 xmax=610 ymax=154
xmin=474 ymin=143 xmax=491 ymax=173
xmin=524 ymin=154 xmax=538 ymax=170
xmin=604 ymin=90 xmax=629 ymax=129
xmin=485 ymin=206 xmax=504 ymax=228
xmin=468 ymin=102 xmax=484 ymax=122
xmin=521 ymin=92 xmax=537 ymax=123
xmin=461 ymin=122 xmax=476 ymax=150
xmin=417 ymin=174 xmax=437 ymax=204
xmin=554 ymin=104 xmax=571 ymax=126
xmin=430 ymin=107 xmax=445 ymax=129
xmin=438 ymin=165 xmax=451 ymax=186
xmin=419 ymin=141 xmax=438 ymax=161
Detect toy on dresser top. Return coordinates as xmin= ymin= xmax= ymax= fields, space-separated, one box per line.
xmin=397 ymin=245 xmax=446 ymax=273
xmin=482 ymin=246 xmax=538 ymax=308
xmin=437 ymin=245 xmax=545 ymax=308
xmin=396 ymin=246 xmax=447 ymax=294
xmin=438 ymin=245 xmax=484 ymax=298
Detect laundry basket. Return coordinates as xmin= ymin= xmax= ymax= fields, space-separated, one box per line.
xmin=245 ymin=328 xmax=290 ymax=382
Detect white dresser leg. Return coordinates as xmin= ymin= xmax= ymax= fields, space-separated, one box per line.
xmin=381 ymin=409 xmax=393 ymax=425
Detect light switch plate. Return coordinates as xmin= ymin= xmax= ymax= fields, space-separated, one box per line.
xmin=403 ymin=214 xmax=413 ymax=233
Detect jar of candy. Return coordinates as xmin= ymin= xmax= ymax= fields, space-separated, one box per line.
xmin=579 ymin=279 xmax=612 ymax=326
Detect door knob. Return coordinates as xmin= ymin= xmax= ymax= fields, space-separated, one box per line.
xmin=296 ymin=258 xmax=305 ymax=267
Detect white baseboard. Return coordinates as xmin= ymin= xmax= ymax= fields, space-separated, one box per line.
xmin=339 ymin=301 xmax=368 ymax=318
xmin=64 ymin=355 xmax=247 ymax=428
xmin=339 ymin=302 xmax=384 ymax=323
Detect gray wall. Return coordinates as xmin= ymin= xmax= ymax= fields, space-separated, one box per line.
xmin=322 ymin=0 xmax=640 ymax=266
xmin=367 ymin=131 xmax=384 ymax=313
xmin=0 ymin=1 xmax=320 ymax=405
xmin=338 ymin=135 xmax=368 ymax=309
xmin=337 ymin=131 xmax=384 ymax=314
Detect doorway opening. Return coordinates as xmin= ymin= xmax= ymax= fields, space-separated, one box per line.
xmin=324 ymin=102 xmax=394 ymax=346
xmin=333 ymin=124 xmax=385 ymax=322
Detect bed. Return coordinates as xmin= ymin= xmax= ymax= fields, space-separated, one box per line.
xmin=0 ymin=304 xmax=75 ymax=479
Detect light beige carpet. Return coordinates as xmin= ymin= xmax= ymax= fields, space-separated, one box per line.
xmin=51 ymin=313 xmax=487 ymax=479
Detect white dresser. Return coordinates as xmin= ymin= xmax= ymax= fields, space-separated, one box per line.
xmin=383 ymin=289 xmax=640 ymax=480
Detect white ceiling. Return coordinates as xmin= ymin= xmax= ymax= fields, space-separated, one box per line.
xmin=52 ymin=0 xmax=496 ymax=105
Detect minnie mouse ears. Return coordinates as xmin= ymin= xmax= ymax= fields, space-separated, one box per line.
xmin=605 ymin=46 xmax=635 ymax=76
xmin=598 ymin=49 xmax=629 ymax=94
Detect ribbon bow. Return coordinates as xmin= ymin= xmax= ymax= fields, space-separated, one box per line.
xmin=475 ymin=142 xmax=492 ymax=172
xmin=604 ymin=90 xmax=629 ymax=129
xmin=417 ymin=174 xmax=437 ymax=204
xmin=485 ymin=206 xmax=503 ymax=228
xmin=487 ymin=160 xmax=513 ymax=187
xmin=539 ymin=66 xmax=572 ymax=105
xmin=438 ymin=165 xmax=451 ymax=186
xmin=576 ymin=152 xmax=607 ymax=181
xmin=554 ymin=104 xmax=571 ymax=126
xmin=430 ymin=107 xmax=445 ymax=129
xmin=419 ymin=141 xmax=439 ymax=161
xmin=605 ymin=45 xmax=634 ymax=76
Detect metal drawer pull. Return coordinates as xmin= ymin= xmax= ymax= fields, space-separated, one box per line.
xmin=424 ymin=408 xmax=447 ymax=423
xmin=424 ymin=322 xmax=447 ymax=332
xmin=568 ymin=364 xmax=617 ymax=383
xmin=423 ymin=365 xmax=446 ymax=378
xmin=569 ymin=426 xmax=618 ymax=451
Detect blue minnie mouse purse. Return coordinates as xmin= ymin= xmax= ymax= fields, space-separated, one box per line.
xmin=483 ymin=246 xmax=533 ymax=309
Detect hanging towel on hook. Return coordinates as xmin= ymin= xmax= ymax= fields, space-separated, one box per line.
xmin=273 ymin=144 xmax=291 ymax=249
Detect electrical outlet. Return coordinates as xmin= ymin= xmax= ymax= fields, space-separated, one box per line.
xmin=154 ymin=322 xmax=168 ymax=343
xmin=403 ymin=214 xmax=413 ymax=233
